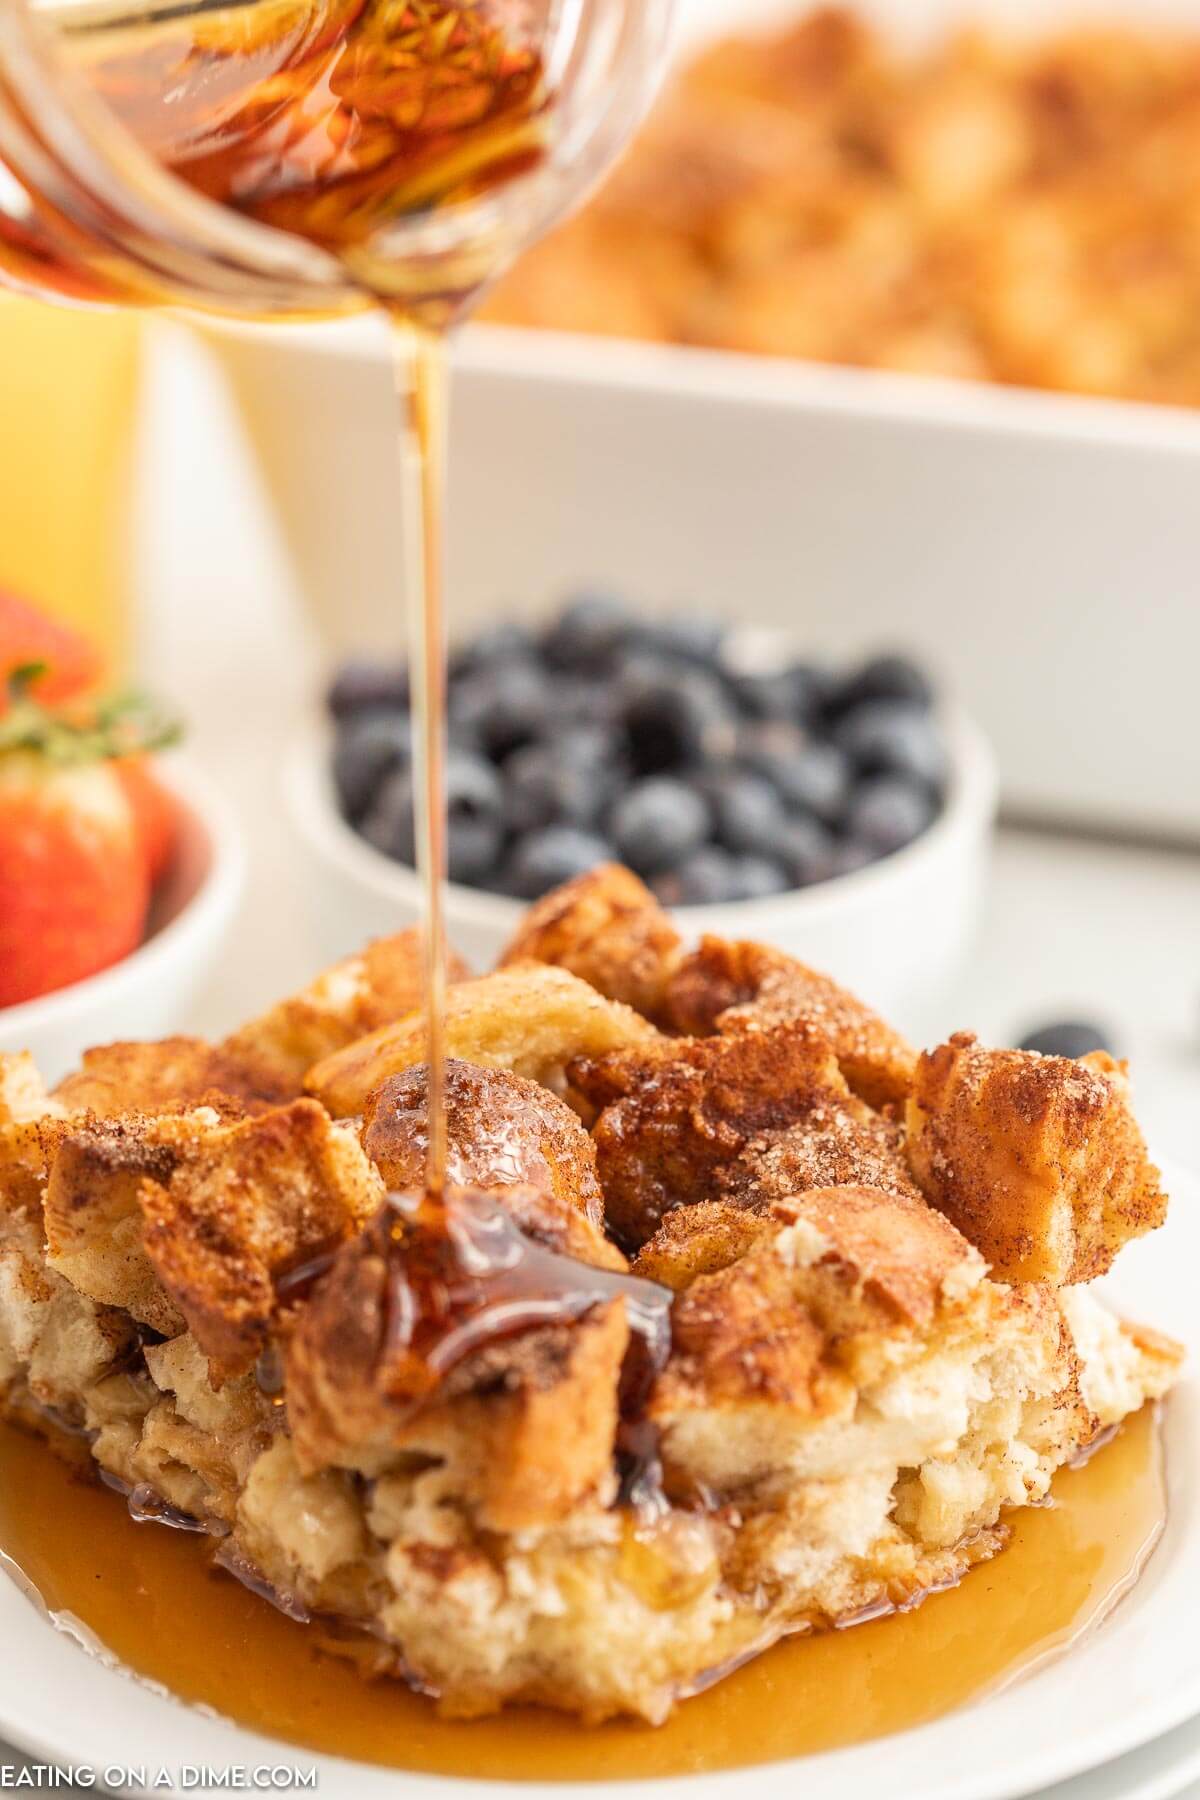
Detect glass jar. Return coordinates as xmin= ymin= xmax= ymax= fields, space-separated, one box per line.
xmin=0 ymin=1 xmax=673 ymax=323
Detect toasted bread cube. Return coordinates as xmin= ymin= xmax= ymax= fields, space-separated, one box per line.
xmin=498 ymin=865 xmax=683 ymax=1019
xmin=906 ymin=1033 xmax=1168 ymax=1284
xmin=54 ymin=1036 xmax=282 ymax=1115
xmin=361 ymin=1058 xmax=606 ymax=1226
xmin=571 ymin=1020 xmax=921 ymax=1250
xmin=284 ymin=1189 xmax=631 ymax=1527
xmin=650 ymin=1184 xmax=1005 ymax=1498
xmin=663 ymin=936 xmax=917 ymax=1108
xmin=0 ymin=1053 xmax=65 ymax=1125
xmin=632 ymin=1201 xmax=773 ymax=1291
xmin=306 ymin=964 xmax=661 ymax=1118
xmin=42 ymin=1112 xmax=232 ymax=1334
xmin=0 ymin=1116 xmax=68 ymax=1223
xmin=140 ymin=1099 xmax=385 ymax=1380
xmin=222 ymin=931 xmax=471 ymax=1099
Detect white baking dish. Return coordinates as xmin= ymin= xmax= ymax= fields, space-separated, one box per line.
xmin=197 ymin=0 xmax=1200 ymax=842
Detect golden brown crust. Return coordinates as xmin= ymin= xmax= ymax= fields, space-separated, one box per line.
xmin=497 ymin=864 xmax=683 ymax=1020
xmin=361 ymin=1058 xmax=606 ymax=1228
xmin=485 ymin=11 xmax=1200 ymax=412
xmin=283 ymin=1187 xmax=634 ymax=1523
xmin=648 ymin=1184 xmax=993 ymax=1508
xmin=906 ymin=1033 xmax=1169 ymax=1284
xmin=572 ymin=1020 xmax=920 ymax=1250
xmin=0 ymin=890 xmax=1183 ymax=1726
xmin=54 ymin=1038 xmax=282 ymax=1116
xmin=0 ymin=1053 xmax=65 ymax=1126
xmin=42 ymin=1113 xmax=229 ymax=1334
xmin=222 ymin=931 xmax=471 ymax=1100
xmin=633 ymin=1201 xmax=773 ymax=1291
xmin=655 ymin=1184 xmax=980 ymax=1417
xmin=306 ymin=964 xmax=662 ymax=1119
xmin=663 ymin=936 xmax=917 ymax=1108
xmin=140 ymin=1100 xmax=384 ymax=1381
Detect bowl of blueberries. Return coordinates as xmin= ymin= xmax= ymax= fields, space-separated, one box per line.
xmin=287 ymin=595 xmax=996 ymax=1019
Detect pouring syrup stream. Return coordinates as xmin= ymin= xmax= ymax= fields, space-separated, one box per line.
xmin=394 ymin=321 xmax=450 ymax=1198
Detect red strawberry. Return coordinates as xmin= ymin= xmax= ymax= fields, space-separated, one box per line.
xmin=0 ymin=752 xmax=150 ymax=1007
xmin=0 ymin=668 xmax=182 ymax=1008
xmin=115 ymin=755 xmax=179 ymax=886
xmin=0 ymin=592 xmax=101 ymax=709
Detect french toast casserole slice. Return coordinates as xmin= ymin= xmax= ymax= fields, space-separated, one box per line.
xmin=0 ymin=870 xmax=1183 ymax=1723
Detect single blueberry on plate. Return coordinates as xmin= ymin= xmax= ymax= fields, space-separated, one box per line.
xmin=327 ymin=657 xmax=409 ymax=720
xmin=835 ymin=699 xmax=948 ymax=792
xmin=505 ymin=826 xmax=615 ymax=899
xmin=708 ymin=768 xmax=788 ymax=858
xmin=610 ymin=777 xmax=710 ymax=877
xmin=1018 ymin=1020 xmax=1116 ymax=1059
xmin=332 ymin=710 xmax=410 ymax=822
xmin=845 ymin=775 xmax=936 ymax=854
xmin=541 ymin=593 xmax=632 ymax=672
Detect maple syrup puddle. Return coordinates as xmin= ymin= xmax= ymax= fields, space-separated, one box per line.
xmin=0 ymin=1407 xmax=1164 ymax=1781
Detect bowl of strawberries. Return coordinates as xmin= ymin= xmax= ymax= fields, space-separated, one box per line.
xmin=0 ymin=595 xmax=244 ymax=1081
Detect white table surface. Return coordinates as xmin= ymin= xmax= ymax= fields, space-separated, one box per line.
xmin=3 ymin=322 xmax=1198 ymax=1791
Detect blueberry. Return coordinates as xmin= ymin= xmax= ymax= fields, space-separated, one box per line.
xmin=332 ymin=710 xmax=410 ymax=823
xmin=503 ymin=740 xmax=607 ymax=835
xmin=450 ymin=660 xmax=544 ymax=761
xmin=361 ymin=766 xmax=416 ymax=864
xmin=360 ymin=750 xmax=503 ymax=882
xmin=835 ymin=700 xmax=948 ymax=793
xmin=451 ymin=620 xmax=536 ymax=678
xmin=845 ymin=776 xmax=935 ymax=854
xmin=719 ymin=636 xmax=823 ymax=725
xmin=830 ymin=836 xmax=877 ymax=878
xmin=545 ymin=676 xmax=621 ymax=732
xmin=1018 ymin=1021 xmax=1116 ymax=1059
xmin=448 ymin=816 xmax=504 ymax=886
xmin=832 ymin=652 xmax=936 ymax=715
xmin=610 ymin=777 xmax=710 ymax=877
xmin=727 ymin=855 xmax=790 ymax=901
xmin=777 ymin=814 xmax=836 ymax=887
xmin=739 ymin=727 xmax=853 ymax=826
xmin=541 ymin=594 xmax=632 ymax=672
xmin=707 ymin=769 xmax=788 ymax=858
xmin=652 ymin=846 xmax=741 ymax=906
xmin=619 ymin=667 xmax=735 ymax=774
xmin=727 ymin=666 xmax=809 ymax=724
xmin=445 ymin=748 xmax=504 ymax=824
xmin=504 ymin=826 xmax=614 ymax=899
xmin=327 ymin=657 xmax=409 ymax=720
xmin=634 ymin=615 xmax=726 ymax=667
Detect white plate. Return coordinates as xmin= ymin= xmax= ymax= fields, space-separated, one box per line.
xmin=1 ymin=1163 xmax=1197 ymax=1800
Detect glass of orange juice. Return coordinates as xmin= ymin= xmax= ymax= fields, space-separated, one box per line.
xmin=0 ymin=297 xmax=141 ymax=676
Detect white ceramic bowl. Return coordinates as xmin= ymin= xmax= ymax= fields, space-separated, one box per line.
xmin=0 ymin=758 xmax=246 ymax=1084
xmin=284 ymin=706 xmax=995 ymax=1030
